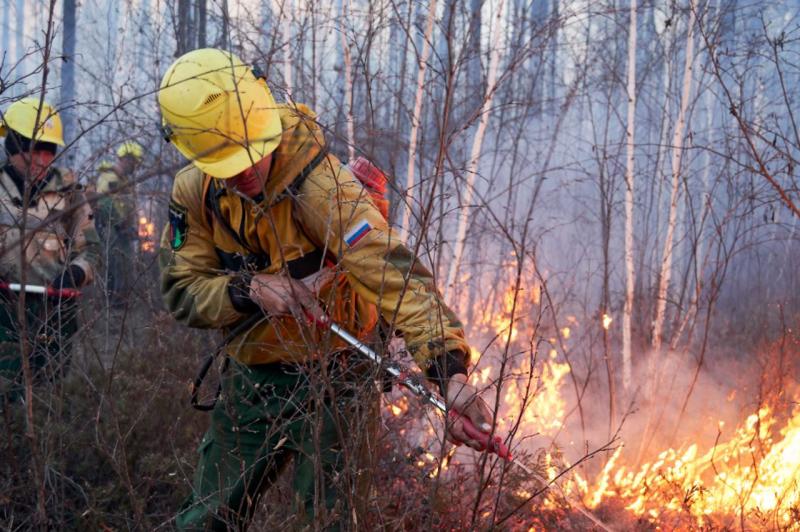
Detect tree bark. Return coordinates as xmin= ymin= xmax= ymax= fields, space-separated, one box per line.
xmin=387 ymin=0 xmax=414 ymax=220
xmin=221 ymin=0 xmax=230 ymax=48
xmin=652 ymin=0 xmax=697 ymax=352
xmin=273 ymin=0 xmax=292 ymax=97
xmin=465 ymin=0 xmax=482 ymax=115
xmin=14 ymin=0 xmax=25 ymax=95
xmin=398 ymin=0 xmax=437 ymax=242
xmin=622 ymin=0 xmax=637 ymax=391
xmin=2 ymin=0 xmax=10 ymax=66
xmin=339 ymin=0 xmax=355 ymax=160
xmin=60 ymin=0 xmax=77 ymax=148
xmin=177 ymin=0 xmax=191 ymax=55
xmin=197 ymin=0 xmax=207 ymax=48
xmin=445 ymin=0 xmax=507 ymax=295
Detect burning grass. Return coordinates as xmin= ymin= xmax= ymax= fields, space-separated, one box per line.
xmin=432 ymin=261 xmax=800 ymax=529
xmin=573 ymin=398 xmax=800 ymax=529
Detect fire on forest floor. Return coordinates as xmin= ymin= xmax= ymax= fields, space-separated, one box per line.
xmin=383 ymin=263 xmax=800 ymax=529
xmin=385 ymin=367 xmax=799 ymax=529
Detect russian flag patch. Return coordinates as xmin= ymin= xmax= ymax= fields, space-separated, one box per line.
xmin=344 ymin=219 xmax=372 ymax=247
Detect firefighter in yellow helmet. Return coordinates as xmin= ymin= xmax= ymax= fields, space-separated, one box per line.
xmin=95 ymin=140 xmax=143 ymax=306
xmin=0 ymin=98 xmax=100 ymax=399
xmin=158 ymin=48 xmax=496 ymax=530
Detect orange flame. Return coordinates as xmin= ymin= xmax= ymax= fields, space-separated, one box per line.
xmin=571 ymin=402 xmax=800 ymax=526
xmin=449 ymin=264 xmax=800 ymax=527
xmin=138 ymin=215 xmax=156 ymax=252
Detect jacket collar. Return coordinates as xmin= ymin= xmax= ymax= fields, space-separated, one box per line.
xmin=0 ymin=162 xmax=59 ymax=206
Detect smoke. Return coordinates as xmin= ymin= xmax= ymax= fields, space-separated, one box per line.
xmin=554 ymin=341 xmax=795 ymax=471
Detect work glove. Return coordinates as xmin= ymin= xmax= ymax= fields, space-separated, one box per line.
xmin=50 ymin=264 xmax=86 ymax=290
xmin=445 ymin=373 xmax=496 ymax=452
xmin=248 ymin=272 xmax=326 ymax=322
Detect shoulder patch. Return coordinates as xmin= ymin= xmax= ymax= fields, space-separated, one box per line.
xmin=344 ymin=218 xmax=373 ymax=248
xmin=168 ymin=199 xmax=188 ymax=250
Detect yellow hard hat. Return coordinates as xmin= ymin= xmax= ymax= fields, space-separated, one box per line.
xmin=0 ymin=97 xmax=65 ymax=146
xmin=117 ymin=140 xmax=144 ymax=159
xmin=158 ymin=48 xmax=282 ymax=179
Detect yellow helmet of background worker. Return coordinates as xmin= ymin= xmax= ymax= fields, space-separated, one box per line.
xmin=0 ymin=97 xmax=65 ymax=146
xmin=158 ymin=48 xmax=282 ymax=179
xmin=117 ymin=140 xmax=144 ymax=159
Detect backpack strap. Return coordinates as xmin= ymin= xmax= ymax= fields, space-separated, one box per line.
xmin=272 ymin=148 xmax=329 ymax=205
xmin=281 ymin=148 xmax=335 ymax=271
xmin=280 ymin=149 xmax=342 ymax=268
xmin=202 ymin=148 xmax=332 ymax=277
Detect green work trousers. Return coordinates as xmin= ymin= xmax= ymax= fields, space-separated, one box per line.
xmin=177 ymin=358 xmax=377 ymax=531
xmin=0 ymin=292 xmax=78 ymax=402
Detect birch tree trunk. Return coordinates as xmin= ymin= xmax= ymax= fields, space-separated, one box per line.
xmin=271 ymin=0 xmax=293 ymax=97
xmin=670 ymin=0 xmax=719 ymax=350
xmin=387 ymin=0 xmax=414 ymax=219
xmin=652 ymin=0 xmax=696 ymax=352
xmin=622 ymin=0 xmax=637 ymax=391
xmin=14 ymin=0 xmax=25 ymax=95
xmin=2 ymin=0 xmax=9 ymax=64
xmin=398 ymin=0 xmax=437 ymax=242
xmin=445 ymin=0 xmax=507 ymax=295
xmin=197 ymin=0 xmax=207 ymax=48
xmin=220 ymin=0 xmax=230 ymax=47
xmin=432 ymin=0 xmax=453 ymax=126
xmin=339 ymin=0 xmax=355 ymax=160
xmin=177 ymin=0 xmax=192 ymax=55
xmin=60 ymin=0 xmax=77 ymax=148
xmin=466 ymin=0 xmax=483 ymax=114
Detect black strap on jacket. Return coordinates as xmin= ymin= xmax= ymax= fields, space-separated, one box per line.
xmin=203 ymin=148 xmax=330 ymax=280
xmin=273 ymin=148 xmax=330 ymax=204
xmin=190 ymin=312 xmax=264 ymax=411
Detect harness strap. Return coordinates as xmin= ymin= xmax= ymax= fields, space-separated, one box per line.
xmin=273 ymin=148 xmax=330 ymax=204
xmin=190 ymin=313 xmax=264 ymax=411
xmin=202 ymin=147 xmax=330 ymax=265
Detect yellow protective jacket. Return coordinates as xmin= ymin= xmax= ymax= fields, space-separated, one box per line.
xmin=0 ymin=162 xmax=100 ymax=286
xmin=159 ymin=104 xmax=469 ymax=372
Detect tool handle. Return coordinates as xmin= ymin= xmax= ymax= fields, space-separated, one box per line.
xmin=0 ymin=282 xmax=81 ymax=298
xmin=449 ymin=410 xmax=512 ymax=460
xmin=307 ymin=310 xmax=512 ymax=461
xmin=45 ymin=286 xmax=82 ymax=298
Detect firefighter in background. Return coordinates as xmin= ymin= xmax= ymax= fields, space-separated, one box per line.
xmin=84 ymin=160 xmax=113 ymax=199
xmin=0 ymin=98 xmax=100 ymax=400
xmin=96 ymin=159 xmax=114 ymax=176
xmin=95 ymin=141 xmax=142 ymax=305
xmin=158 ymin=48 xmax=497 ymax=530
